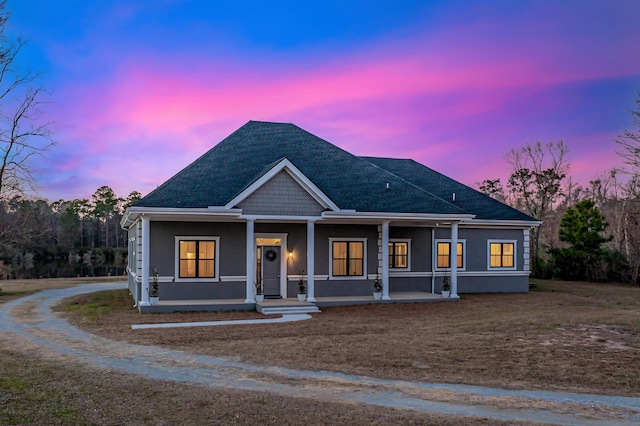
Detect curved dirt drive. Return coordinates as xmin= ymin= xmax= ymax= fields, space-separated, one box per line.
xmin=2 ymin=283 xmax=640 ymax=425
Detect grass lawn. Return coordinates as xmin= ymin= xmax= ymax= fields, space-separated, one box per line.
xmin=56 ymin=279 xmax=640 ymax=396
xmin=1 ymin=277 xmax=639 ymax=424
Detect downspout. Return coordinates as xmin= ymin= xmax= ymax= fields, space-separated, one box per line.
xmin=431 ymin=225 xmax=437 ymax=293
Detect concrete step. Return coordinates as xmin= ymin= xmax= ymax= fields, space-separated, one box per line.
xmin=259 ymin=305 xmax=321 ymax=315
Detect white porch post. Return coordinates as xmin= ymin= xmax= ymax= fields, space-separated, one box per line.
xmin=306 ymin=220 xmax=316 ymax=302
xmin=245 ymin=218 xmax=255 ymax=303
xmin=140 ymin=216 xmax=150 ymax=306
xmin=381 ymin=221 xmax=391 ymax=300
xmin=450 ymin=221 xmax=459 ymax=299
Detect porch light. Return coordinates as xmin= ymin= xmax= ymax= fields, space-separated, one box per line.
xmin=288 ymin=251 xmax=293 ymax=260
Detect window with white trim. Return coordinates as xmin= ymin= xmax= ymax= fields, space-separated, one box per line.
xmin=388 ymin=239 xmax=410 ymax=269
xmin=175 ymin=236 xmax=220 ymax=280
xmin=330 ymin=238 xmax=367 ymax=278
xmin=488 ymin=240 xmax=516 ymax=269
xmin=436 ymin=240 xmax=465 ymax=270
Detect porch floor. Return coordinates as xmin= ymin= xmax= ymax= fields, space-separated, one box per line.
xmin=141 ymin=291 xmax=455 ymax=313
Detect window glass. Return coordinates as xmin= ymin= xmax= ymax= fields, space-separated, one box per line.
xmin=179 ymin=240 xmax=216 ymax=278
xmin=389 ymin=242 xmax=408 ymax=268
xmin=332 ymin=242 xmax=347 ymax=276
xmin=490 ymin=242 xmax=514 ymax=268
xmin=332 ymin=241 xmax=364 ymax=276
xmin=437 ymin=242 xmax=450 ymax=268
xmin=437 ymin=242 xmax=463 ymax=268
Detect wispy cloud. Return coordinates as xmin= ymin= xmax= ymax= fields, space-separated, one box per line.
xmin=25 ymin=0 xmax=640 ymax=200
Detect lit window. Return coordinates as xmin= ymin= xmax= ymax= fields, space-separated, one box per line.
xmin=178 ymin=239 xmax=216 ymax=278
xmin=388 ymin=241 xmax=409 ymax=269
xmin=332 ymin=240 xmax=364 ymax=276
xmin=489 ymin=242 xmax=515 ymax=268
xmin=436 ymin=241 xmax=464 ymax=269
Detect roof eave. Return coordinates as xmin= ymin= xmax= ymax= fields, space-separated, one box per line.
xmin=461 ymin=218 xmax=542 ymax=228
xmin=321 ymin=211 xmax=475 ymax=221
xmin=121 ymin=206 xmax=243 ymax=229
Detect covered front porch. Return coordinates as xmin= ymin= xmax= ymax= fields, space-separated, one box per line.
xmin=137 ymin=291 xmax=454 ymax=313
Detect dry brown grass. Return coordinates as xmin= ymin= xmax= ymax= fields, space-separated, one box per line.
xmin=57 ymin=279 xmax=640 ymax=397
xmin=0 ymin=275 xmax=123 ymax=293
xmin=3 ymin=348 xmax=507 ymax=426
xmin=1 ymin=277 xmax=530 ymax=425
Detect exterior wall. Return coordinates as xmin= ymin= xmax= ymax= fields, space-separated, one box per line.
xmin=457 ymin=275 xmax=529 ymax=293
xmin=138 ymin=218 xmax=531 ymax=302
xmin=434 ymin=226 xmax=529 ymax=293
xmin=311 ymin=224 xmax=378 ymax=297
xmin=387 ymin=226 xmax=433 ymax=292
xmin=434 ymin=227 xmax=525 ymax=271
xmin=237 ymin=170 xmax=325 ymax=216
xmin=148 ymin=221 xmax=246 ymax=300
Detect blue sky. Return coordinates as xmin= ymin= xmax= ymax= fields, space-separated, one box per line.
xmin=5 ymin=0 xmax=640 ymax=200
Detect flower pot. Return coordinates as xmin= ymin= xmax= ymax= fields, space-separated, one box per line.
xmin=441 ymin=291 xmax=450 ymax=298
xmin=256 ymin=294 xmax=264 ymax=303
xmin=149 ymin=296 xmax=159 ymax=305
xmin=297 ymin=293 xmax=306 ymax=302
xmin=373 ymin=292 xmax=382 ymax=300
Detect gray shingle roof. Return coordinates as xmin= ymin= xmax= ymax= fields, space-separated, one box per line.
xmin=135 ymin=120 xmax=535 ymax=221
xmin=361 ymin=156 xmax=535 ymax=221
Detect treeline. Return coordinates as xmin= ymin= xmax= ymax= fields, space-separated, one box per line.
xmin=0 ymin=186 xmax=141 ymax=279
xmin=478 ymin=92 xmax=640 ymax=284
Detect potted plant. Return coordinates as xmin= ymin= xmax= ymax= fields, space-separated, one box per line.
xmin=441 ymin=274 xmax=451 ymax=298
xmin=373 ymin=277 xmax=382 ymax=300
xmin=149 ymin=267 xmax=159 ymax=304
xmin=297 ymin=270 xmax=306 ymax=302
xmin=255 ymin=272 xmax=264 ymax=303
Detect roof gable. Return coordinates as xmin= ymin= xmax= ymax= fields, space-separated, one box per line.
xmin=226 ymin=158 xmax=338 ymax=213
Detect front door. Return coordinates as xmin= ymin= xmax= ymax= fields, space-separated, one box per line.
xmin=262 ymin=246 xmax=281 ymax=298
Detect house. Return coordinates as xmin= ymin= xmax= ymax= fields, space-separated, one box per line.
xmin=121 ymin=121 xmax=539 ymax=312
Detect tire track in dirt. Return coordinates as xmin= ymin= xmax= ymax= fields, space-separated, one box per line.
xmin=2 ymin=283 xmax=640 ymax=425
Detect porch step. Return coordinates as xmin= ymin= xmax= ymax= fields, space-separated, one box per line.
xmin=258 ymin=305 xmax=321 ymax=316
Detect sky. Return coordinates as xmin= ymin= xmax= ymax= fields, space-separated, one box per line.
xmin=5 ymin=0 xmax=640 ymax=201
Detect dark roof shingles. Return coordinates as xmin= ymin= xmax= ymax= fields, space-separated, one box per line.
xmin=135 ymin=121 xmax=534 ymax=221
xmin=361 ymin=156 xmax=534 ymax=221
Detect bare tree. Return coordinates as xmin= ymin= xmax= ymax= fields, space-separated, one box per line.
xmin=612 ymin=91 xmax=640 ymax=284
xmin=615 ymin=91 xmax=640 ymax=172
xmin=477 ymin=178 xmax=506 ymax=202
xmin=0 ymin=1 xmax=54 ymax=200
xmin=505 ymin=140 xmax=570 ymax=274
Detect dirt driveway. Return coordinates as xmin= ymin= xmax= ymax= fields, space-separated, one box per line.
xmin=2 ymin=282 xmax=640 ymax=425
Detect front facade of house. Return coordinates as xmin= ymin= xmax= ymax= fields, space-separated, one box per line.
xmin=121 ymin=121 xmax=539 ymax=312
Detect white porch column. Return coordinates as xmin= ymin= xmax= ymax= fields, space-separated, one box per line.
xmin=381 ymin=221 xmax=391 ymax=300
xmin=245 ymin=218 xmax=255 ymax=303
xmin=450 ymin=221 xmax=459 ymax=298
xmin=306 ymin=220 xmax=316 ymax=302
xmin=140 ymin=216 xmax=150 ymax=306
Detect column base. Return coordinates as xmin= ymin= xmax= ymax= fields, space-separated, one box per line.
xmin=382 ymin=295 xmax=391 ymax=301
xmin=244 ymin=298 xmax=256 ymax=303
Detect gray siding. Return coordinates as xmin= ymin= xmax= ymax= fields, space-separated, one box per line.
xmin=150 ymin=221 xmax=247 ymax=276
xmin=458 ymin=275 xmax=529 ymax=293
xmin=389 ymin=276 xmax=432 ymax=292
xmin=435 ymin=227 xmax=525 ymax=272
xmin=237 ymin=170 xmax=325 ymax=216
xmin=142 ymin=219 xmax=529 ymax=301
xmin=390 ymin=226 xmax=432 ymax=271
xmin=148 ymin=221 xmax=246 ymax=300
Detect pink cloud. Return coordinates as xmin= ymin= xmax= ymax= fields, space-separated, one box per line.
xmin=37 ymin=1 xmax=639 ymax=201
